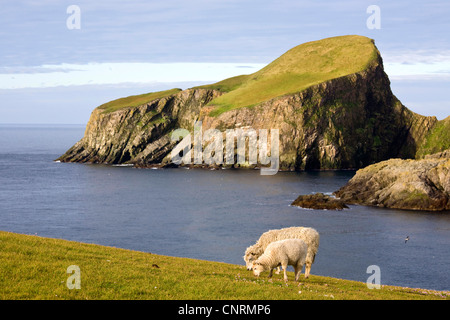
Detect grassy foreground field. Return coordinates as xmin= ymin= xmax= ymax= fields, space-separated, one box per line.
xmin=0 ymin=231 xmax=448 ymax=300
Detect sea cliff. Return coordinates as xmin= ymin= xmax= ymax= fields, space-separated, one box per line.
xmin=58 ymin=35 xmax=438 ymax=171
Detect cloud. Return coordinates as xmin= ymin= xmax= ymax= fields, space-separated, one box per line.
xmin=0 ymin=62 xmax=266 ymax=89
xmin=4 ymin=50 xmax=450 ymax=90
xmin=0 ymin=66 xmax=82 ymax=74
xmin=383 ymin=50 xmax=450 ymax=63
xmin=383 ymin=50 xmax=450 ymax=80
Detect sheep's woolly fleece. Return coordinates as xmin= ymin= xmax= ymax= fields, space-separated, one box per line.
xmin=244 ymin=226 xmax=320 ymax=278
xmin=253 ymin=238 xmax=308 ymax=282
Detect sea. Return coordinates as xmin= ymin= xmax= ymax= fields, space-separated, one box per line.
xmin=0 ymin=124 xmax=449 ymax=291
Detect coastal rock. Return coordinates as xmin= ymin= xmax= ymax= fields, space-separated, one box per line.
xmin=291 ymin=193 xmax=349 ymax=210
xmin=334 ymin=150 xmax=450 ymax=211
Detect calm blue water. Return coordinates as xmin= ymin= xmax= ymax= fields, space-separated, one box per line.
xmin=0 ymin=124 xmax=449 ymax=291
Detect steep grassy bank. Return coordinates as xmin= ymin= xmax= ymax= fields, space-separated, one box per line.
xmin=416 ymin=116 xmax=450 ymax=158
xmin=0 ymin=231 xmax=448 ymax=300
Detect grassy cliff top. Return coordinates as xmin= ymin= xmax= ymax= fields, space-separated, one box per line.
xmin=198 ymin=35 xmax=380 ymax=116
xmin=97 ymin=88 xmax=182 ymax=114
xmin=94 ymin=36 xmax=378 ymax=116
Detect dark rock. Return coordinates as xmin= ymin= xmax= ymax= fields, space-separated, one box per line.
xmin=291 ymin=193 xmax=349 ymax=210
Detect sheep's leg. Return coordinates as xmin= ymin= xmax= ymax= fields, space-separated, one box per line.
xmin=275 ymin=262 xmax=283 ymax=274
xmin=294 ymin=265 xmax=299 ymax=281
xmin=282 ymin=262 xmax=288 ymax=282
xmin=295 ymin=263 xmax=304 ymax=281
xmin=304 ymin=262 xmax=311 ymax=279
xmin=268 ymin=268 xmax=273 ymax=278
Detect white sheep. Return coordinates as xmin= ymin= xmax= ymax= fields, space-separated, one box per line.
xmin=244 ymin=226 xmax=319 ymax=278
xmin=252 ymin=238 xmax=308 ymax=282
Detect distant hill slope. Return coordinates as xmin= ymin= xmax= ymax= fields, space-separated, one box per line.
xmin=58 ymin=35 xmax=444 ymax=171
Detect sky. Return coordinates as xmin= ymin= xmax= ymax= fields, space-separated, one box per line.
xmin=0 ymin=0 xmax=450 ymax=124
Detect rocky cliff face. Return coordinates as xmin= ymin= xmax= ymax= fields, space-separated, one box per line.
xmin=200 ymin=57 xmax=436 ymax=170
xmin=58 ymin=89 xmax=222 ymax=165
xmin=58 ymin=37 xmax=438 ymax=170
xmin=334 ymin=149 xmax=450 ymax=211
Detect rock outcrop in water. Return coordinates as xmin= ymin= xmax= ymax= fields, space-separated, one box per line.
xmin=291 ymin=193 xmax=349 ymax=210
xmin=58 ymin=35 xmax=440 ymax=171
xmin=334 ymin=149 xmax=450 ymax=211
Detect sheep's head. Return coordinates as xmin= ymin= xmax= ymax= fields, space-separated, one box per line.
xmin=252 ymin=261 xmax=265 ymax=277
xmin=244 ymin=251 xmax=257 ymax=270
xmin=244 ymin=245 xmax=262 ymax=270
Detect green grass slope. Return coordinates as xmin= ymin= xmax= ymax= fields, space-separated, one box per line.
xmin=1 ymin=231 xmax=448 ymax=300
xmin=196 ymin=35 xmax=379 ymax=116
xmin=93 ymin=36 xmax=378 ymax=117
xmin=416 ymin=116 xmax=450 ymax=157
xmin=98 ymin=88 xmax=182 ymax=114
